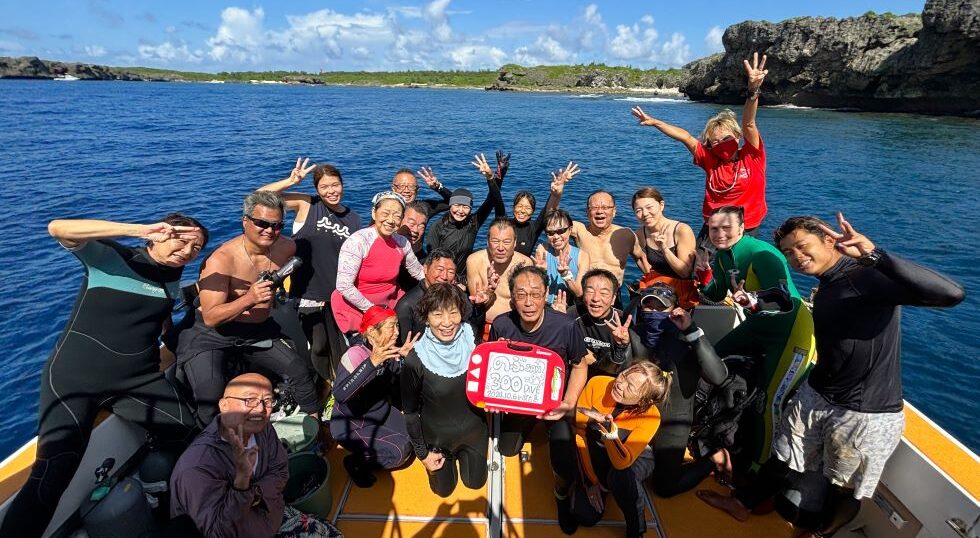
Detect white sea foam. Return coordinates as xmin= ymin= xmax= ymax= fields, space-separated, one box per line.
xmin=768 ymin=104 xmax=814 ymax=110
xmin=570 ymin=94 xmax=602 ymax=98
xmin=613 ymin=96 xmax=689 ymax=104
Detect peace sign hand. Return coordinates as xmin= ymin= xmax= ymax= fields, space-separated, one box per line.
xmin=729 ymin=275 xmax=757 ymax=309
xmin=289 ymin=157 xmax=316 ymax=185
xmin=398 ymin=331 xmax=422 ymax=358
xmin=551 ymin=289 xmax=568 ymax=313
xmin=226 ymin=423 xmax=259 ymax=489
xmin=631 ymin=106 xmax=658 ymax=126
xmin=557 ymin=250 xmax=572 ymax=275
xmin=817 ymin=212 xmax=876 ymax=259
xmin=668 ymin=307 xmax=693 ymax=331
xmin=534 ymin=245 xmax=549 ymax=271
xmin=743 ymin=52 xmax=768 ymax=92
xmin=471 ymin=153 xmax=494 ymax=181
xmin=143 ymin=222 xmax=201 ymax=244
xmin=603 ymin=311 xmax=632 ymax=346
xmin=418 ymin=166 xmax=440 ymax=189
xmin=694 ymin=248 xmax=711 ymax=272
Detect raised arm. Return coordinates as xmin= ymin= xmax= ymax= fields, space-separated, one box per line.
xmin=741 ymin=53 xmax=767 ymax=150
xmin=48 ymin=219 xmax=200 ymax=250
xmin=631 ymin=106 xmax=699 ymax=155
xmin=257 ymin=157 xmax=317 ymax=216
xmin=417 ymin=166 xmax=452 ymax=216
xmin=471 ymin=153 xmax=504 ymax=224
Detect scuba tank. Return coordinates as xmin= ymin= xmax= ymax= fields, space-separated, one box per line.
xmin=81 ymin=458 xmax=155 ymax=538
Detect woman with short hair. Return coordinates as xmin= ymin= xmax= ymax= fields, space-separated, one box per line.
xmin=401 ymin=283 xmax=488 ymax=497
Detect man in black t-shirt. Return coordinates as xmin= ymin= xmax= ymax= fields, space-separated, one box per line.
xmin=572 ymin=268 xmax=633 ymax=377
xmin=489 ymin=265 xmax=590 ymax=523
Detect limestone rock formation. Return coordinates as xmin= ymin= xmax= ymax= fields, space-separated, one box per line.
xmin=681 ymin=0 xmax=980 ymax=116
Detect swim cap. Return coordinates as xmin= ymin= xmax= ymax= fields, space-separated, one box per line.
xmin=449 ymin=188 xmax=473 ymax=207
xmin=372 ymin=191 xmax=407 ymax=209
xmin=360 ymin=305 xmax=396 ymax=334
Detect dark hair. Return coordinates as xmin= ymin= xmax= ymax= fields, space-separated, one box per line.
xmin=424 ymin=248 xmax=455 ymax=266
xmin=405 ymin=201 xmax=429 ymax=218
xmin=487 ymin=217 xmax=516 ymax=237
xmin=587 ymin=189 xmax=616 ymax=208
xmin=415 ymin=282 xmax=469 ymax=323
xmin=581 ymin=268 xmax=618 ymax=292
xmin=709 ymin=205 xmax=744 ymax=225
xmin=544 ymin=208 xmax=572 ymax=229
xmin=513 ymin=190 xmax=536 ymax=211
xmin=773 ymin=216 xmax=832 ymax=246
xmin=148 ymin=213 xmax=210 ymax=247
xmin=313 ymin=164 xmax=343 ymax=187
xmin=507 ymin=263 xmax=547 ymax=295
xmin=632 ymin=187 xmax=664 ymax=207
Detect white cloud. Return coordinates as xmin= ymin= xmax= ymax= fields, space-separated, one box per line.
xmin=705 ymin=25 xmax=724 ymax=53
xmin=659 ymin=32 xmax=691 ymax=65
xmin=448 ymin=44 xmax=506 ymax=69
xmin=165 ymin=25 xmax=177 ymax=34
xmin=513 ymin=35 xmax=572 ymax=65
xmin=207 ymin=7 xmax=265 ymax=63
xmin=640 ymin=15 xmax=654 ymax=26
xmin=139 ymin=41 xmax=204 ymax=63
xmin=424 ymin=0 xmax=453 ymax=42
xmin=609 ymin=23 xmax=658 ymax=60
xmin=0 ymin=40 xmax=23 ymax=53
xmin=84 ymin=45 xmax=106 ymax=57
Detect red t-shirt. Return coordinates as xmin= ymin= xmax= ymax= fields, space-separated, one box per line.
xmin=693 ymin=136 xmax=767 ymax=229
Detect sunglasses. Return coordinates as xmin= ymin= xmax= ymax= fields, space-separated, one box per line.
xmin=545 ymin=226 xmax=570 ymax=236
xmin=246 ymin=215 xmax=285 ymax=231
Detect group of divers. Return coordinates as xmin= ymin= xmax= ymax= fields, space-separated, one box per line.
xmin=1 ymin=54 xmax=966 ymax=538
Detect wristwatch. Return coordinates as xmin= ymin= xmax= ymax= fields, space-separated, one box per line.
xmin=857 ymin=248 xmax=883 ymax=267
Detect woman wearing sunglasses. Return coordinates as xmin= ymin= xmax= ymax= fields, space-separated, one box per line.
xmin=533 ymin=208 xmax=591 ymax=305
xmin=331 ymin=191 xmax=425 ymax=337
xmin=631 ymin=52 xmax=770 ymax=242
xmin=2 ymin=213 xmax=208 ymax=537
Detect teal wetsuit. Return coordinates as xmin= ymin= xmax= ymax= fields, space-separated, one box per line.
xmin=702 ymin=235 xmax=815 ymax=469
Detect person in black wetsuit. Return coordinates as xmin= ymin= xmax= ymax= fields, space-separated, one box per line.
xmin=396 ymin=201 xmax=430 ymax=294
xmin=402 ymin=283 xmax=489 ymax=497
xmin=567 ymin=269 xmax=634 ymax=377
xmin=395 ymin=248 xmax=484 ymax=345
xmin=628 ymin=283 xmax=731 ymax=498
xmin=1 ymin=214 xmax=208 ymax=538
xmin=176 ymin=191 xmax=320 ymax=425
xmin=425 ymin=162 xmax=504 ymax=272
xmin=258 ymin=159 xmax=361 ymax=386
xmin=699 ymin=213 xmax=964 ymax=537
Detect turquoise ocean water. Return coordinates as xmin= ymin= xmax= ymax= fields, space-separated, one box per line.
xmin=0 ymin=80 xmax=977 ymax=458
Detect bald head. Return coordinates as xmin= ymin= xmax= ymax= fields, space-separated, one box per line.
xmin=224 ymin=373 xmax=273 ymax=398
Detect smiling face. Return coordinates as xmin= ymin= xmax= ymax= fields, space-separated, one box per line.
xmin=545 ymin=219 xmax=572 ymax=252
xmin=778 ymin=229 xmax=839 ymax=276
xmin=399 ymin=207 xmax=428 ymax=244
xmin=426 ymin=305 xmax=462 ymax=342
xmin=583 ymin=274 xmax=616 ymax=319
xmin=488 ymin=225 xmax=516 ymax=264
xmin=316 ymin=174 xmax=344 ymax=207
xmin=450 ymin=203 xmax=471 ymax=222
xmin=513 ymin=196 xmax=534 ymax=224
xmin=365 ymin=316 xmax=398 ymax=349
xmin=511 ymin=272 xmax=547 ymax=330
xmin=632 ymin=196 xmax=665 ymax=228
xmin=424 ymin=256 xmax=457 ymax=285
xmin=707 ymin=212 xmax=744 ymax=251
xmin=587 ymin=192 xmax=616 ymax=231
xmin=373 ymin=199 xmax=404 ymax=237
xmin=391 ymin=172 xmax=419 ymax=203
xmin=611 ymin=371 xmax=648 ymax=406
xmin=148 ymin=232 xmax=205 ymax=268
xmin=243 ymin=204 xmax=284 ymax=249
xmin=218 ymin=373 xmax=274 ymax=437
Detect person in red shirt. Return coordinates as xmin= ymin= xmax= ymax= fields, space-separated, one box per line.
xmin=631 ymin=52 xmax=770 ymax=245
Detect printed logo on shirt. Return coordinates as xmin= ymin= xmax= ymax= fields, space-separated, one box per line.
xmin=316 ymin=217 xmax=352 ymax=239
xmin=583 ymin=336 xmax=612 ymax=351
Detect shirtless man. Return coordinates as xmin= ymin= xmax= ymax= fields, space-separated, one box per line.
xmin=570 ymin=190 xmax=639 ymax=290
xmin=176 ymin=191 xmax=320 ymax=424
xmin=466 ymin=218 xmax=532 ymax=341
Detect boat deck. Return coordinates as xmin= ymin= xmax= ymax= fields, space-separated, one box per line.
xmin=323 ymin=428 xmax=795 ymax=538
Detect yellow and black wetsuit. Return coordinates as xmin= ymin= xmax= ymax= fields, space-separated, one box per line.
xmin=702 ymin=235 xmax=815 ymax=469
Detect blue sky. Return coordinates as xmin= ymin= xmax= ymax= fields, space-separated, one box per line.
xmin=0 ymin=1 xmax=926 ymax=72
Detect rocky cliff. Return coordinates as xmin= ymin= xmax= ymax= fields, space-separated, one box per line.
xmin=488 ymin=64 xmax=688 ymax=92
xmin=0 ymin=56 xmax=176 ymax=81
xmin=682 ymin=0 xmax=980 ymax=116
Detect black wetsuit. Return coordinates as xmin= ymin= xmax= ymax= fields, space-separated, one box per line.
xmin=402 ymin=346 xmax=489 ymax=497
xmin=490 ymin=179 xmax=560 ymax=257
xmin=632 ymin=322 xmax=729 ymax=497
xmin=175 ymin=316 xmax=320 ymax=425
xmin=1 ymin=240 xmax=198 ymax=538
xmin=292 ymin=197 xmax=361 ymax=383
xmin=416 ymin=184 xmax=454 ymax=218
xmin=425 ymin=186 xmax=502 ymax=272
xmin=573 ymin=304 xmax=633 ymax=377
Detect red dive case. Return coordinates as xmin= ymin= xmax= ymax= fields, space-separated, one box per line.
xmin=466 ymin=341 xmax=566 ymax=416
